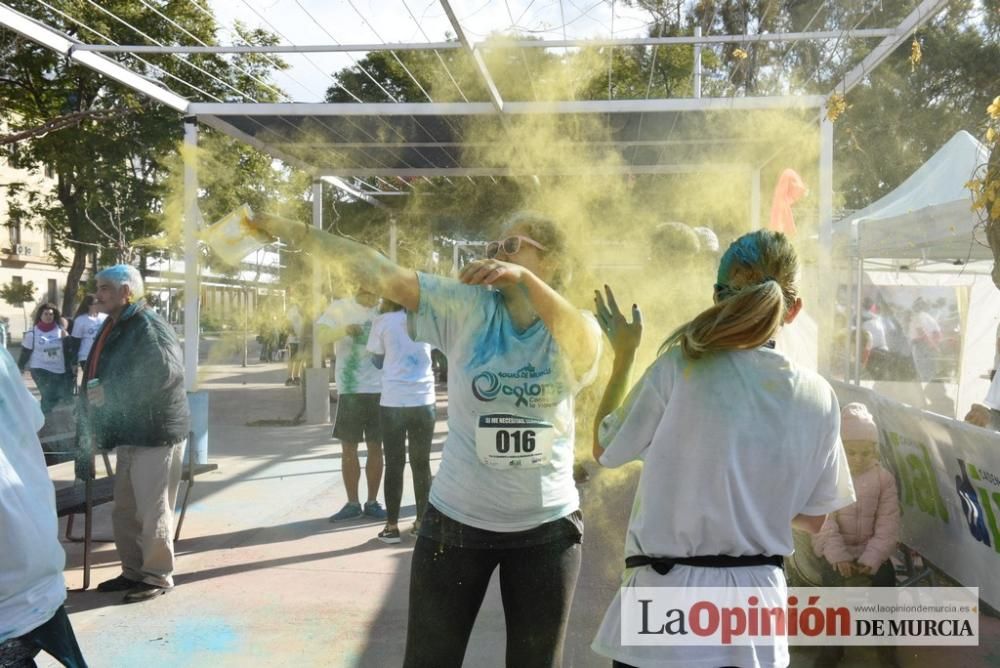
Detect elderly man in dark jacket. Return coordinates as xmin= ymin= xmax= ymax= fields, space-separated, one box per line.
xmin=83 ymin=264 xmax=190 ymax=603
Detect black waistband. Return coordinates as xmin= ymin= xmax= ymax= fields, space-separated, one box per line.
xmin=625 ymin=554 xmax=784 ymax=575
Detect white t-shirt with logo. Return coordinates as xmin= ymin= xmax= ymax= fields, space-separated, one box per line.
xmin=71 ymin=313 xmax=108 ymax=362
xmin=591 ymin=345 xmax=855 ymax=668
xmin=367 ymin=310 xmax=435 ymax=407
xmin=318 ymin=299 xmax=382 ymax=395
xmin=409 ymin=272 xmax=602 ymax=532
xmin=22 ymin=326 xmax=66 ymax=374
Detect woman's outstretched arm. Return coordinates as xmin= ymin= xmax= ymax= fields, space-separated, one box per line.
xmin=254 ymin=214 xmax=420 ymax=311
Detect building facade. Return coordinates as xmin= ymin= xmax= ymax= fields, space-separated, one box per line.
xmin=0 ymin=155 xmax=75 ymax=342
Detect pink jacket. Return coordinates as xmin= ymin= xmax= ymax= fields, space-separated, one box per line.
xmin=812 ymin=464 xmax=900 ymax=571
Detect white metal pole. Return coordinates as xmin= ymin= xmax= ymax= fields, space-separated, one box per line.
xmin=312 ymin=179 xmax=323 ymax=370
xmin=304 ymin=179 xmax=330 ymax=425
xmin=817 ymin=113 xmax=834 ymax=375
xmin=182 ymin=117 xmax=200 ymax=391
xmin=854 ymin=254 xmax=864 ymax=385
xmin=693 ymin=26 xmax=702 ymax=99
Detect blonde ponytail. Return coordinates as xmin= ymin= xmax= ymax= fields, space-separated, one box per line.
xmin=659 ymin=230 xmax=799 ymax=359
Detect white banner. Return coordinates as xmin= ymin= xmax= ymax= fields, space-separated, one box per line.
xmin=831 ymin=380 xmax=1000 ymax=609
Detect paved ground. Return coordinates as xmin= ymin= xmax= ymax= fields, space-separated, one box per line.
xmin=38 ymin=359 xmax=1000 ymax=667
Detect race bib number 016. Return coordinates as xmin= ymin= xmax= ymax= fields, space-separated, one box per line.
xmin=476 ymin=414 xmax=555 ymax=469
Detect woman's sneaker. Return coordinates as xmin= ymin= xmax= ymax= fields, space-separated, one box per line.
xmin=377 ymin=527 xmax=401 ymax=544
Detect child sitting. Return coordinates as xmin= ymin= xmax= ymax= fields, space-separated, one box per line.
xmin=812 ymin=401 xmax=900 ymax=667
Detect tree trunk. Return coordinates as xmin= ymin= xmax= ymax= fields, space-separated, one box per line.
xmin=62 ymin=243 xmax=88 ymax=316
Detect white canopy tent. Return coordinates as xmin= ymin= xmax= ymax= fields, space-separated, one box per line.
xmin=834 ymin=130 xmax=998 ymax=420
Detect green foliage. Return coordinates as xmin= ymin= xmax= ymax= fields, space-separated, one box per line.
xmin=0 ymin=280 xmax=35 ymax=307
xmin=0 ymin=0 xmax=288 ymax=314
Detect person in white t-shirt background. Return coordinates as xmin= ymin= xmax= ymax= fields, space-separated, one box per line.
xmin=591 ymin=230 xmax=855 ymax=668
xmin=319 ymin=289 xmax=388 ymax=522
xmin=366 ymin=298 xmax=436 ymax=544
xmin=17 ymin=302 xmax=72 ymax=414
xmin=69 ymin=295 xmax=108 ymax=383
xmin=284 ymin=302 xmax=305 ymax=386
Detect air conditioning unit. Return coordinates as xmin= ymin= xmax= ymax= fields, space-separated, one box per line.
xmin=14 ymin=244 xmax=33 ymax=256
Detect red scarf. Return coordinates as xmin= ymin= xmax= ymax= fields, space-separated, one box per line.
xmin=86 ymin=319 xmax=115 ymax=380
xmin=37 ymin=320 xmax=57 ymax=333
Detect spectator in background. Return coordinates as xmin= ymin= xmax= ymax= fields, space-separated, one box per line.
xmin=909 ymin=298 xmax=941 ymax=382
xmin=0 ymin=316 xmax=9 ymax=349
xmin=17 ymin=302 xmax=71 ymax=414
xmin=860 ymin=297 xmax=891 ymax=380
xmin=367 ymin=298 xmax=436 ymax=543
xmin=692 ymin=225 xmax=720 ymax=258
xmin=319 ymin=289 xmax=387 ymax=523
xmin=285 ymin=302 xmax=304 ymax=386
xmin=70 ymin=295 xmax=107 ymax=385
xmin=812 ymin=403 xmax=900 ymax=668
xmin=84 ymin=265 xmax=190 ymax=604
xmin=0 ymin=345 xmax=88 ymax=667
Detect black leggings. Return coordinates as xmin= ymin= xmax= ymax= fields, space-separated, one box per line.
xmin=381 ymin=404 xmax=435 ymax=525
xmin=0 ymin=605 xmax=88 ymax=667
xmin=403 ymin=532 xmax=582 ymax=668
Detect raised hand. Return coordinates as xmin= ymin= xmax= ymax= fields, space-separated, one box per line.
xmin=459 ymin=258 xmax=527 ymax=287
xmin=594 ymin=285 xmax=642 ymax=357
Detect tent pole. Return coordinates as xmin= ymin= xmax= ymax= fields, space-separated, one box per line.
xmin=854 ymin=253 xmax=864 ymax=385
xmin=182 ymin=117 xmax=200 ymax=392
xmin=818 ymin=113 xmax=834 ymax=374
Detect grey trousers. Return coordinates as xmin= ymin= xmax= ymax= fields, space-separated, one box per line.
xmin=112 ymin=441 xmax=185 ymax=588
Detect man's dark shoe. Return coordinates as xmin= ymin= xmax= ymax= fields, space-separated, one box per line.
xmin=96 ymin=574 xmax=139 ymax=592
xmin=122 ymin=582 xmax=171 ymax=603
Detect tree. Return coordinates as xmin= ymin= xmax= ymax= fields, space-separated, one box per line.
xmin=0 ymin=279 xmax=36 ymax=331
xmin=972 ymin=96 xmax=1000 ymax=289
xmin=0 ymin=2 xmax=288 ymax=315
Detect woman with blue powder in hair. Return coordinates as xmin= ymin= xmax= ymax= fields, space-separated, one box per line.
xmin=591 ymin=230 xmax=855 ymax=668
xmin=252 ymin=210 xmax=601 ymax=668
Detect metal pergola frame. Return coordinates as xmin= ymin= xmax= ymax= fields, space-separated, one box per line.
xmin=0 ymin=0 xmax=950 ymax=420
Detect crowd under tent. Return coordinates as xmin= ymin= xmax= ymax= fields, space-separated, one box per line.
xmin=833 ymin=130 xmax=997 ymax=420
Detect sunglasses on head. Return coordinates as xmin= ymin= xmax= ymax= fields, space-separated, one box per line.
xmin=485 ymin=235 xmax=547 ymax=259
